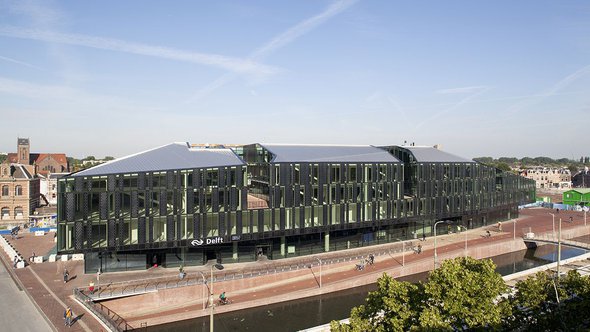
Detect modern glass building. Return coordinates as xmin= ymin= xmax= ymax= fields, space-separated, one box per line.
xmin=57 ymin=143 xmax=536 ymax=273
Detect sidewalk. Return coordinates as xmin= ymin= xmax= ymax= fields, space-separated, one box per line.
xmin=2 ymin=207 xmax=589 ymax=330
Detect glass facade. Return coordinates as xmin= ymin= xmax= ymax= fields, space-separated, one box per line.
xmin=58 ymin=144 xmax=536 ymax=273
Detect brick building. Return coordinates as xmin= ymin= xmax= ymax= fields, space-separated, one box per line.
xmin=0 ymin=138 xmax=69 ymax=223
xmin=6 ymin=138 xmax=69 ymax=176
xmin=0 ymin=163 xmax=40 ymax=222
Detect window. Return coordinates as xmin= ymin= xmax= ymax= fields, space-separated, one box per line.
xmin=15 ymin=185 xmax=22 ymax=196
xmin=1 ymin=185 xmax=8 ymax=196
xmin=14 ymin=207 xmax=23 ymax=218
xmin=1 ymin=207 xmax=9 ymax=218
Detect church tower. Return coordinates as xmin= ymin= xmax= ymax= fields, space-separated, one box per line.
xmin=17 ymin=137 xmax=30 ymax=165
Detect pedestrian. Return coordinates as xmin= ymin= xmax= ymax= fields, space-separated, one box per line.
xmin=368 ymin=253 xmax=375 ymax=265
xmin=13 ymin=255 xmax=18 ymax=268
xmin=64 ymin=307 xmax=72 ymax=327
xmin=417 ymin=244 xmax=422 ymax=254
xmin=422 ymin=233 xmax=426 ymax=242
xmin=497 ymin=222 xmax=502 ymax=231
xmin=63 ymin=268 xmax=69 ymax=283
xmin=569 ymin=216 xmax=573 ymax=223
xmin=30 ymin=251 xmax=36 ymax=263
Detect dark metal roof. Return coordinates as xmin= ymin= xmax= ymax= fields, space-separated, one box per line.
xmin=71 ymin=143 xmax=245 ymax=177
xmin=404 ymin=146 xmax=474 ymax=163
xmin=260 ymin=144 xmax=400 ymax=163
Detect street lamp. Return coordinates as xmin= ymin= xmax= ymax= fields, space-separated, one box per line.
xmin=433 ymin=220 xmax=447 ymax=269
xmin=513 ymin=219 xmax=517 ymax=240
xmin=197 ymin=271 xmax=207 ymax=310
xmin=458 ymin=225 xmax=468 ymax=257
xmin=315 ymin=257 xmax=322 ymax=288
xmin=557 ymin=218 xmax=562 ymax=279
xmin=549 ymin=213 xmax=555 ymax=239
xmin=209 ymin=263 xmax=224 ymax=332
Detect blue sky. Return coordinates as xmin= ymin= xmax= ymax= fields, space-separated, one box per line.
xmin=1 ymin=0 xmax=589 ymax=160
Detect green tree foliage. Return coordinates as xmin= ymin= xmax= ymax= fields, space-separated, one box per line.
xmin=498 ymin=157 xmax=518 ymax=164
xmin=496 ymin=162 xmax=511 ymax=172
xmin=508 ymin=270 xmax=590 ymax=330
xmin=0 ymin=154 xmax=7 ymax=164
xmin=104 ymin=156 xmax=115 ymax=161
xmin=473 ymin=157 xmax=493 ymax=164
xmin=332 ymin=257 xmax=507 ymax=332
xmin=421 ymin=257 xmax=509 ymax=330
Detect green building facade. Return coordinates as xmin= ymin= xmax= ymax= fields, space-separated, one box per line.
xmin=563 ymin=188 xmax=590 ymax=206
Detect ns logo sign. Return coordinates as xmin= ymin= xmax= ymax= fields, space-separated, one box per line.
xmin=190 ymin=237 xmax=223 ymax=246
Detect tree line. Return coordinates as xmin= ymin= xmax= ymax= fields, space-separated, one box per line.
xmin=332 ymin=257 xmax=590 ymax=331
xmin=67 ymin=155 xmax=115 ymax=171
xmin=474 ymin=156 xmax=589 ymax=174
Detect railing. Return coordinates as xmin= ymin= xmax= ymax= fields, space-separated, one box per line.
xmin=73 ymin=288 xmax=134 ymax=331
xmin=523 ymin=232 xmax=590 ymax=250
xmin=89 ymin=240 xmax=421 ymax=300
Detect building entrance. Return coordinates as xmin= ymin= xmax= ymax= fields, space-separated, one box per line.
xmin=256 ymin=244 xmax=272 ymax=259
xmin=148 ymin=252 xmax=165 ymax=268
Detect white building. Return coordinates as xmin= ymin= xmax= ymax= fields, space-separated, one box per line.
xmin=520 ymin=167 xmax=571 ymax=189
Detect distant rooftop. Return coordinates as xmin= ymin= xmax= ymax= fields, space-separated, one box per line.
xmin=70 ymin=143 xmax=245 ymax=177
xmin=260 ymin=144 xmax=400 ymax=163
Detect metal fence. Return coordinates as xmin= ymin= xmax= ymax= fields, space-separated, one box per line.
xmin=73 ymin=288 xmax=134 ymax=331
xmin=84 ymin=239 xmax=421 ymax=300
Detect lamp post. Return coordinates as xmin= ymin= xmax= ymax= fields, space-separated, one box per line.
xmin=458 ymin=225 xmax=468 ymax=257
xmin=197 ymin=271 xmax=207 ymax=310
xmin=513 ymin=219 xmax=517 ymax=240
xmin=315 ymin=257 xmax=322 ymax=288
xmin=96 ymin=268 xmax=101 ymax=299
xmin=433 ymin=220 xmax=446 ymax=269
xmin=557 ymin=218 xmax=562 ymax=279
xmin=402 ymin=241 xmax=405 ymax=266
xmin=549 ymin=213 xmax=555 ymax=239
xmin=209 ymin=263 xmax=224 ymax=332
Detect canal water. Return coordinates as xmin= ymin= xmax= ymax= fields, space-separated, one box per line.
xmin=147 ymin=244 xmax=587 ymax=332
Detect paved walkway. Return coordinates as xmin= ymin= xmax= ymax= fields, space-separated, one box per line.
xmin=1 ymin=207 xmax=589 ymax=331
xmin=0 ymin=255 xmax=53 ymax=332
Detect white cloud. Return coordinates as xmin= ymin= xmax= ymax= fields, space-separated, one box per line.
xmin=506 ymin=64 xmax=590 ymax=114
xmin=0 ymin=55 xmax=45 ymax=71
xmin=0 ymin=26 xmax=280 ymax=76
xmin=435 ymin=86 xmax=488 ymax=94
xmin=189 ymin=0 xmax=360 ymax=102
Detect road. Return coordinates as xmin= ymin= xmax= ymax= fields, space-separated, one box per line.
xmin=0 ymin=258 xmax=54 ymax=332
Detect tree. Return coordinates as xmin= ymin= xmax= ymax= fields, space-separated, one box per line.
xmin=496 ymin=162 xmax=511 ymax=172
xmin=508 ymin=270 xmax=590 ymax=330
xmin=521 ymin=157 xmax=535 ymax=166
xmin=498 ymin=157 xmax=518 ymax=165
xmin=0 ymin=154 xmax=6 ymax=164
xmin=332 ymin=257 xmax=508 ymax=331
xmin=421 ymin=257 xmax=509 ymax=330
xmin=104 ymin=156 xmax=115 ymax=161
xmin=474 ymin=157 xmax=494 ymax=164
xmin=331 ymin=273 xmax=424 ymax=332
xmin=568 ymin=164 xmax=579 ymax=175
xmin=83 ymin=156 xmax=96 ymax=161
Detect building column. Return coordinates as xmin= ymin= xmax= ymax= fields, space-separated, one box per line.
xmin=233 ymin=241 xmax=238 ymax=260
xmin=280 ymin=236 xmax=286 ymax=257
xmin=324 ymin=232 xmax=330 ymax=252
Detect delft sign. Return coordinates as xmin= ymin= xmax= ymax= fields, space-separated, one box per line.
xmin=190 ymin=236 xmax=224 ymax=246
